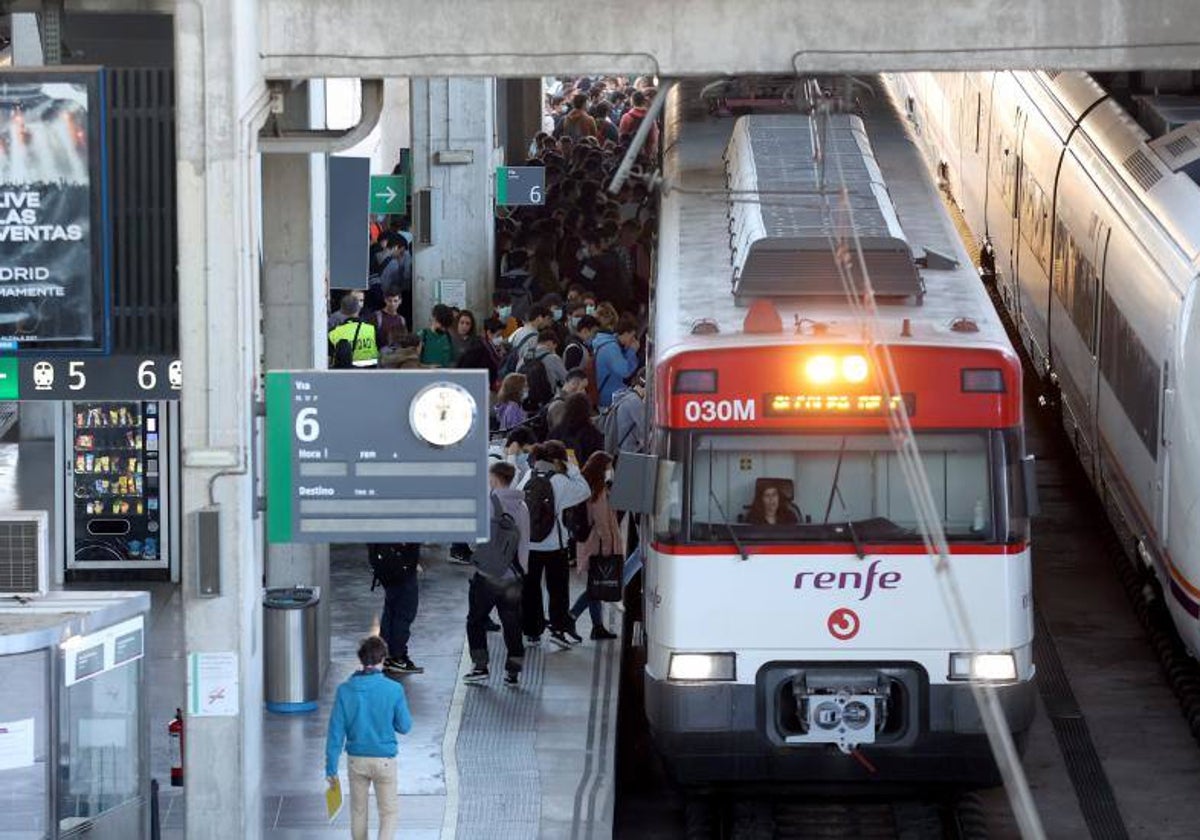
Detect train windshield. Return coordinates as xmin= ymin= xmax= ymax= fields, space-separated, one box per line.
xmin=686 ymin=431 xmax=1023 ymax=544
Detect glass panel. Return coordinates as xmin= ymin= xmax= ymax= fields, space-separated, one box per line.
xmin=688 ymin=432 xmax=993 ymax=542
xmin=58 ymin=659 xmax=141 ymax=833
xmin=0 ymin=650 xmax=50 ymax=840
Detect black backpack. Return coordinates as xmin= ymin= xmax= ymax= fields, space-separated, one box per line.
xmin=562 ymin=499 xmax=592 ymax=543
xmin=368 ymin=543 xmax=420 ymax=589
xmin=332 ymin=321 xmax=362 ymax=369
xmin=522 ymin=351 xmax=554 ymax=411
xmin=472 ymin=495 xmax=521 ymax=581
xmin=524 ymin=469 xmax=558 ymax=542
xmin=499 ymin=329 xmax=538 ymax=378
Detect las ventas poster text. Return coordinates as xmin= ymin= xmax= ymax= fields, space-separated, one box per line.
xmin=0 ymin=190 xmax=84 ymax=242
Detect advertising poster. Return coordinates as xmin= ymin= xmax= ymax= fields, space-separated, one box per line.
xmin=0 ymin=71 xmax=107 ymax=352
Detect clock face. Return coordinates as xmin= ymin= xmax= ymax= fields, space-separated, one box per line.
xmin=410 ymin=382 xmax=477 ymax=447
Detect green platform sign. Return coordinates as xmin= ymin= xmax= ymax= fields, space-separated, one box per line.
xmin=369 ymin=175 xmax=409 ymax=214
xmin=266 ymin=369 xmax=490 ymax=544
xmin=495 ymin=166 xmax=545 ymax=206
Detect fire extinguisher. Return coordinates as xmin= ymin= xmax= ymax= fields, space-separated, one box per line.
xmin=169 ymin=708 xmax=184 ymax=787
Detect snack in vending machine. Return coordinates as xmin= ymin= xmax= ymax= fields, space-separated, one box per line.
xmin=148 ymin=496 xmax=158 ymax=511
xmin=75 ymin=411 xmax=84 ymax=426
xmin=143 ymin=538 xmax=158 ymax=560
xmin=98 ymin=455 xmax=110 ymax=473
xmin=85 ymin=453 xmax=95 ymax=472
xmin=109 ymin=409 xmax=119 ymax=425
xmin=128 ymin=540 xmax=143 ymax=559
xmin=75 ymin=454 xmax=86 ymax=472
xmin=136 ymin=501 xmax=144 ymax=515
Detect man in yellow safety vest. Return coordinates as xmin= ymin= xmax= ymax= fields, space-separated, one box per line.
xmin=328 ymin=294 xmax=380 ymax=368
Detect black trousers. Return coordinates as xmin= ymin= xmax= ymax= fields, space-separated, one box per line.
xmin=379 ymin=569 xmax=419 ymax=660
xmin=467 ymin=573 xmax=524 ymax=672
xmin=522 ymin=547 xmax=570 ymax=637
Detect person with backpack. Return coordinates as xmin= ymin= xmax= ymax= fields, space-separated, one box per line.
xmin=558 ymin=93 xmax=599 ymax=141
xmin=517 ymin=328 xmax=567 ymax=412
xmin=328 ymin=294 xmax=380 ymax=369
xmin=592 ymin=314 xmax=640 ymax=407
xmin=601 ymin=371 xmax=646 ymax=459
xmin=545 ymin=368 xmax=590 ymax=430
xmin=367 ymin=543 xmax=423 ymax=675
xmin=549 ymin=393 xmax=604 ymax=467
xmin=463 ymin=462 xmax=531 ymax=686
xmin=515 ymin=440 xmax=591 ymax=648
xmin=565 ymin=452 xmax=621 ymax=641
xmin=500 ymin=305 xmax=552 ymax=377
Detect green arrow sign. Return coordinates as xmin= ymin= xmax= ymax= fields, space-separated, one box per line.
xmin=0 ymin=357 xmax=17 ymax=400
xmin=369 ymin=175 xmax=409 ymax=214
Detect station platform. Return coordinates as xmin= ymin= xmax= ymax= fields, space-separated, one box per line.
xmin=152 ymin=543 xmax=621 ymax=839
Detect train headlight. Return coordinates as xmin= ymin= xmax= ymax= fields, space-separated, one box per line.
xmin=804 ymin=355 xmax=838 ymax=385
xmin=841 ymin=354 xmax=869 ymax=383
xmin=948 ymin=652 xmax=1017 ymax=682
xmin=668 ymin=652 xmax=736 ymax=682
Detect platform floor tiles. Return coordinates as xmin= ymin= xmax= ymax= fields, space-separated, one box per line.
xmin=150 ymin=544 xmax=618 ymax=839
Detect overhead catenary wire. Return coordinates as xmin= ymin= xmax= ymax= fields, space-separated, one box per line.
xmin=807 ymin=86 xmax=1048 ymax=840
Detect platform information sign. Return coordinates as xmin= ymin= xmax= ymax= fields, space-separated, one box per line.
xmin=369 ymin=174 xmax=408 ymax=214
xmin=495 ymin=166 xmax=545 ymax=206
xmin=0 ymin=354 xmax=181 ymax=400
xmin=265 ymin=369 xmax=490 ymax=544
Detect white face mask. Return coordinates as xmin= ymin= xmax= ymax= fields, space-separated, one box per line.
xmin=551 ymin=307 xmax=563 ymax=321
xmin=497 ymin=306 xmax=512 ymax=319
xmin=521 ymin=389 xmax=530 ymax=401
xmin=604 ymin=468 xmax=614 ymax=483
xmin=491 ymin=335 xmax=506 ymax=348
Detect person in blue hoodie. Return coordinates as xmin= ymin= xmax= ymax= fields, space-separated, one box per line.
xmin=593 ymin=312 xmax=640 ymax=408
xmin=326 ymin=635 xmax=413 ymax=840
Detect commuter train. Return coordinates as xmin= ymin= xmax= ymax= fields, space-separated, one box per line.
xmin=618 ymin=80 xmax=1037 ymax=788
xmin=886 ymin=71 xmax=1200 ymax=659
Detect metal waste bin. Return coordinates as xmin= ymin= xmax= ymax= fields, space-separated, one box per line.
xmin=263 ymin=586 xmax=321 ymax=713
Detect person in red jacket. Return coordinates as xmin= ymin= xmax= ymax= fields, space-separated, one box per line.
xmin=618 ymin=91 xmax=658 ymax=158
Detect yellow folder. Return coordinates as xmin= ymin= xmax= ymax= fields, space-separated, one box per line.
xmin=326 ymin=776 xmax=343 ymax=822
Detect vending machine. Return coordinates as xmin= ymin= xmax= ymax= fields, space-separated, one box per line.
xmin=63 ymin=400 xmax=179 ymax=576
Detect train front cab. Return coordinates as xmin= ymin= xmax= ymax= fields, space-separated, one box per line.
xmin=620 ymin=343 xmax=1039 ymax=789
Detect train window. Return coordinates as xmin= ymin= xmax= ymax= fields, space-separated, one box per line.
xmin=1099 ymin=291 xmax=1160 ymax=458
xmin=654 ymin=460 xmax=682 ymax=541
xmin=1052 ymin=222 xmax=1097 ymax=351
xmin=686 ymin=432 xmax=998 ymax=543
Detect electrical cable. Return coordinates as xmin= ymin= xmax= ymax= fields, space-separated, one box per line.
xmin=806 ymin=81 xmax=1048 ymax=840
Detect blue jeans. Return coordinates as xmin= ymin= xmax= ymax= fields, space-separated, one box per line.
xmin=569 ymin=546 xmax=644 ymax=625
xmin=380 ymin=570 xmax=419 ymax=660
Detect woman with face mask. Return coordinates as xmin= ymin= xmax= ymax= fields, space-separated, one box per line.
xmin=565 ymin=450 xmax=620 ymax=642
xmin=493 ymin=373 xmax=529 ymax=432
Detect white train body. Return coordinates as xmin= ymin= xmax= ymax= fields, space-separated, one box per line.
xmin=887 ymin=71 xmax=1200 ymax=656
xmin=632 ymin=81 xmax=1037 ymax=788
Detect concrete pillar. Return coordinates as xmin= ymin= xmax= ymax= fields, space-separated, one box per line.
xmin=498 ymin=78 xmax=543 ymax=166
xmin=409 ymin=77 xmax=499 ymax=324
xmin=260 ymin=84 xmax=332 ymax=685
xmin=338 ymin=78 xmax=412 ymax=175
xmin=9 ymin=13 xmax=44 ymax=66
xmin=175 ymin=1 xmax=266 ymax=838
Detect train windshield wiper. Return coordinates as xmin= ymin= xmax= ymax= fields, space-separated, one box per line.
xmin=709 ymin=488 xmax=749 ymax=562
xmin=822 ymin=437 xmax=865 ymax=559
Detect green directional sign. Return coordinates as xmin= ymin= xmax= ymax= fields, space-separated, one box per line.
xmin=0 ymin=357 xmax=17 ymax=400
xmin=369 ymin=175 xmax=408 ymax=214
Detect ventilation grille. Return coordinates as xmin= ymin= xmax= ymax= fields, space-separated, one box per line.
xmin=0 ymin=512 xmax=49 ymax=597
xmin=1122 ymin=149 xmax=1164 ymax=190
xmin=1149 ymin=121 xmax=1200 ymax=173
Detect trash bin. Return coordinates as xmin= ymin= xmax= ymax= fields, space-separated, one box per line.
xmin=263 ymin=586 xmax=321 ymax=713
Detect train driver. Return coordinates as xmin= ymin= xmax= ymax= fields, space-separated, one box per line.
xmin=746 ymin=481 xmax=801 ymax=526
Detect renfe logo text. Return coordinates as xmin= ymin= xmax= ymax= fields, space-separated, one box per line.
xmin=794 ymin=559 xmax=901 ymax=601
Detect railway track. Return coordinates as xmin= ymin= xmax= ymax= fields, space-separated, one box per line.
xmin=681 ymin=794 xmax=988 ymax=840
